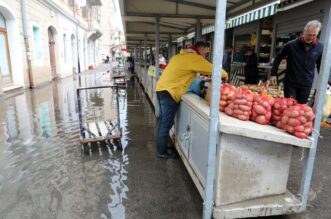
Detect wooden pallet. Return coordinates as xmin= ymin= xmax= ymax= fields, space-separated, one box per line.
xmin=80 ymin=120 xmax=121 ymax=144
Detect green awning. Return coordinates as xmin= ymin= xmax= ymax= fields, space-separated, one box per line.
xmin=202 ymin=1 xmax=279 ymax=35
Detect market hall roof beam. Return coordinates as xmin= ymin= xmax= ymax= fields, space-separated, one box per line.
xmin=163 ymin=0 xmax=216 ymax=11
xmin=134 ymin=21 xmax=188 ymax=31
xmin=126 ymin=31 xmax=186 ymax=35
xmin=125 ymin=12 xmax=215 ymax=19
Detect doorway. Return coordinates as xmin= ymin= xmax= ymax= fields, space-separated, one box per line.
xmin=0 ymin=12 xmax=12 ymax=85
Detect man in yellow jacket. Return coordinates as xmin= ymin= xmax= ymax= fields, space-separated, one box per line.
xmin=155 ymin=41 xmax=228 ymax=159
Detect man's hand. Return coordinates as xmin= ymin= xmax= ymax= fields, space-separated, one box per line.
xmin=242 ymin=62 xmax=247 ymax=67
xmin=270 ymin=76 xmax=277 ymax=85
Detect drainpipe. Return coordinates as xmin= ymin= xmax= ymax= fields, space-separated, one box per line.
xmin=21 ymin=0 xmax=34 ymax=88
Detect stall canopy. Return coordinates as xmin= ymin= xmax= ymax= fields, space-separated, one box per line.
xmin=119 ymin=0 xmax=280 ymax=47
xmin=203 ymin=0 xmax=280 ymax=34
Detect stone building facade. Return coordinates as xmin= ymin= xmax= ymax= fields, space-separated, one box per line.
xmin=0 ymin=0 xmax=105 ymax=93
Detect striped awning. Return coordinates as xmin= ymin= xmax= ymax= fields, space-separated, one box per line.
xmin=202 ymin=1 xmax=280 ymax=35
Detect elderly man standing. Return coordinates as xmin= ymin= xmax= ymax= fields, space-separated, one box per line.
xmin=271 ymin=20 xmax=324 ymax=104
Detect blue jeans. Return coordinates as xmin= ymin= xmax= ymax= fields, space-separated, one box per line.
xmin=156 ymin=91 xmax=179 ymax=137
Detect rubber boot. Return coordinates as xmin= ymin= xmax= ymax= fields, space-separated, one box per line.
xmin=156 ymin=136 xmax=168 ymax=155
xmin=156 ymin=136 xmax=178 ymax=159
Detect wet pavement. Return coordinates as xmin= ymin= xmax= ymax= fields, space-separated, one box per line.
xmin=0 ymin=66 xmax=330 ymax=219
xmin=0 ymin=68 xmax=202 ymax=219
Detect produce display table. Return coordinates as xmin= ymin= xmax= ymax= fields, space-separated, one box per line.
xmin=172 ymin=93 xmax=312 ymax=219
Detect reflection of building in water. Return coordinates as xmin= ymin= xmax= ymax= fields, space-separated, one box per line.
xmin=54 ymin=78 xmax=77 ymax=124
xmin=2 ymin=94 xmax=33 ymax=142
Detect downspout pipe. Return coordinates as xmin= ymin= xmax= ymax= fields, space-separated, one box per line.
xmin=21 ymin=0 xmax=34 ymax=88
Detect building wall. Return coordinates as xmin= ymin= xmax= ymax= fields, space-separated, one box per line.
xmin=28 ymin=0 xmax=55 ymax=86
xmin=0 ymin=0 xmax=107 ymax=92
xmin=0 ymin=0 xmax=26 ymax=87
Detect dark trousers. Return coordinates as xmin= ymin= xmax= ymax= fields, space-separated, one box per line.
xmin=245 ymin=74 xmax=257 ymax=84
xmin=156 ymin=91 xmax=179 ymax=137
xmin=284 ymin=83 xmax=312 ymax=104
xmin=155 ymin=91 xmax=179 ymax=155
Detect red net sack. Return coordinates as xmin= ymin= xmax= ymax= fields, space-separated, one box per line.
xmin=280 ymin=104 xmax=315 ymax=139
xmin=224 ymin=88 xmax=253 ymax=121
xmin=271 ymin=97 xmax=297 ymax=128
xmin=250 ymin=95 xmax=275 ymax=125
xmin=219 ymin=84 xmax=236 ymax=111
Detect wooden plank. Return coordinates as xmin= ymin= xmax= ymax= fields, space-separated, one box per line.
xmin=85 ymin=123 xmax=92 ymax=138
xmin=98 ymin=121 xmax=109 ymax=136
xmin=88 ymin=122 xmax=100 ymax=137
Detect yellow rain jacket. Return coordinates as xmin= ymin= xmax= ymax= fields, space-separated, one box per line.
xmin=156 ymin=49 xmax=228 ymax=103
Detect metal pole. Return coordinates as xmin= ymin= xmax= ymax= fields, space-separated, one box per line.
xmin=21 ymin=0 xmax=34 ymax=88
xmin=144 ymin=34 xmax=147 ymax=68
xmin=153 ymin=17 xmax=160 ymax=113
xmin=144 ymin=34 xmax=147 ymax=85
xmin=155 ymin=17 xmax=160 ymax=78
xmin=203 ymin=0 xmax=226 ymax=218
xmin=299 ymin=6 xmax=331 ymax=211
xmin=168 ymin=34 xmax=172 ymax=60
xmin=195 ymin=19 xmax=202 ymax=43
xmin=139 ymin=41 xmax=142 ymax=65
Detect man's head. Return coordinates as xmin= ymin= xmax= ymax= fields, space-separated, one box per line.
xmin=245 ymin=47 xmax=254 ymax=55
xmin=194 ymin=41 xmax=209 ymax=58
xmin=303 ymin=20 xmax=321 ymax=43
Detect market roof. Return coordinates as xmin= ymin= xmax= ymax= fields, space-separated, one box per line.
xmin=119 ymin=0 xmax=282 ymax=47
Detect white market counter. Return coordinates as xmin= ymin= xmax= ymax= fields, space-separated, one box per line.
xmin=172 ymin=93 xmax=312 ymax=219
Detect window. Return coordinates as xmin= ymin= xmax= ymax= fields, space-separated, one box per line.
xmin=68 ymin=0 xmax=75 ymax=7
xmin=32 ymin=26 xmax=43 ymax=62
xmin=0 ymin=13 xmax=6 ymax=28
xmin=63 ymin=34 xmax=67 ymax=62
xmin=82 ymin=7 xmax=88 ymax=18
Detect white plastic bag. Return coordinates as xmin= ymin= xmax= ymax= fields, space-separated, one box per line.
xmin=322 ymin=86 xmax=331 ymax=122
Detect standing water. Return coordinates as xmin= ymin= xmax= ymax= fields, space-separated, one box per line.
xmin=0 ymin=68 xmax=202 ymax=219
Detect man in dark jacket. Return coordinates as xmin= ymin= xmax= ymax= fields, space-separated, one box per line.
xmin=271 ymin=20 xmax=323 ymax=104
xmin=243 ymin=47 xmax=258 ymax=84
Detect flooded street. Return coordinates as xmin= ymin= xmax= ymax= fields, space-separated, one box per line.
xmin=0 ymin=69 xmax=202 ymax=219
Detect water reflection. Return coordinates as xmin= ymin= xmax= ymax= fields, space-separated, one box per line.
xmin=0 ymin=68 xmax=130 ymax=218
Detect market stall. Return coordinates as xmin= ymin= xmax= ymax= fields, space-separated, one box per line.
xmin=120 ymin=0 xmax=331 ymax=218
xmin=172 ymin=92 xmax=310 ymax=218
